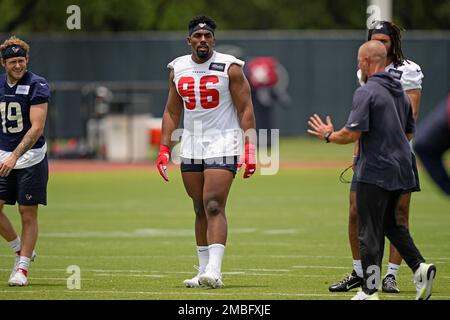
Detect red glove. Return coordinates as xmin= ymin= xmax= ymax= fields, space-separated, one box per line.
xmin=156 ymin=144 xmax=170 ymax=182
xmin=237 ymin=142 xmax=256 ymax=179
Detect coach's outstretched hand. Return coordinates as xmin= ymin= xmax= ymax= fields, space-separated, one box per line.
xmin=238 ymin=142 xmax=256 ymax=179
xmin=307 ymin=114 xmax=334 ymax=141
xmin=156 ymin=144 xmax=170 ymax=182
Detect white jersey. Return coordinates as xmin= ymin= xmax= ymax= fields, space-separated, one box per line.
xmin=168 ymin=51 xmax=244 ymax=159
xmin=0 ymin=143 xmax=46 ymax=169
xmin=357 ymin=59 xmax=424 ymax=91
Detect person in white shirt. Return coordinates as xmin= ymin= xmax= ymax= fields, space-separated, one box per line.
xmin=156 ymin=16 xmax=256 ymax=289
xmin=329 ymin=21 xmax=424 ymax=294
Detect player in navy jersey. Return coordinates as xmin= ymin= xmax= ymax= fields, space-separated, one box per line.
xmin=0 ymin=36 xmax=49 ymax=286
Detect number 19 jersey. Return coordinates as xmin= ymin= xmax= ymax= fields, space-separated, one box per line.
xmin=168 ymin=51 xmax=244 ymax=159
xmin=0 ymin=71 xmax=50 ymax=168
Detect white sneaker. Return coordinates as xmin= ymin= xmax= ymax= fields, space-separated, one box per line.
xmin=351 ymin=289 xmax=379 ymax=300
xmin=9 ymin=255 xmax=20 ymax=283
xmin=199 ymin=266 xmax=223 ymax=289
xmin=8 ymin=268 xmax=28 ymax=287
xmin=414 ymin=262 xmax=436 ymax=300
xmin=8 ymin=250 xmax=37 ymax=284
xmin=183 ymin=266 xmax=204 ymax=288
xmin=184 ymin=274 xmax=202 ymax=288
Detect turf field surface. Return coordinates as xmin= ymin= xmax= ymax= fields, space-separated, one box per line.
xmin=0 ymin=138 xmax=449 ymax=300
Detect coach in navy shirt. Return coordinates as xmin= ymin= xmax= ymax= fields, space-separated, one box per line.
xmin=0 ymin=36 xmax=49 ymax=287
xmin=347 ymin=67 xmax=416 ymax=192
xmin=307 ymin=40 xmax=436 ymax=300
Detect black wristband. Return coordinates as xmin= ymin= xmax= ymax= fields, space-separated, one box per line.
xmin=324 ymin=131 xmax=332 ymax=143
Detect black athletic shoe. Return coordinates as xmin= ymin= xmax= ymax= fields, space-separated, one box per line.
xmin=382 ymin=274 xmax=400 ymax=293
xmin=328 ymin=270 xmax=363 ymax=292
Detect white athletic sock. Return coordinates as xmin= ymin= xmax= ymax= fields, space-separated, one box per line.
xmin=208 ymin=244 xmax=225 ymax=273
xmin=353 ymin=259 xmax=363 ymax=278
xmin=386 ymin=263 xmax=400 ymax=278
xmin=8 ymin=237 xmax=21 ymax=254
xmin=17 ymin=256 xmax=30 ymax=272
xmin=197 ymin=246 xmax=209 ymax=273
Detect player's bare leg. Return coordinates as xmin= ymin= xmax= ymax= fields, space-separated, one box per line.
xmin=9 ymin=205 xmax=38 ymax=286
xmin=1 ymin=202 xmax=21 ymax=284
xmin=1 ymin=202 xmax=37 ymax=284
xmin=348 ymin=191 xmax=361 ymax=262
xmin=182 ymin=172 xmax=208 ymax=246
xmin=0 ymin=204 xmax=19 ymax=243
xmin=382 ymin=192 xmax=411 ymax=293
xmin=203 ymin=169 xmax=233 ymax=245
xmin=181 ymin=172 xmax=208 ymax=288
xmin=199 ymin=169 xmax=234 ymax=288
xmin=329 ymin=191 xmax=363 ymax=292
xmin=18 ymin=205 xmax=38 ymax=258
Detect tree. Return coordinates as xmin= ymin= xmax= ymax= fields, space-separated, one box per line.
xmin=0 ymin=0 xmax=448 ymax=33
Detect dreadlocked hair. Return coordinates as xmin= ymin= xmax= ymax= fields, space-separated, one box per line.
xmin=389 ymin=23 xmax=407 ymax=67
xmin=368 ymin=21 xmax=407 ymax=67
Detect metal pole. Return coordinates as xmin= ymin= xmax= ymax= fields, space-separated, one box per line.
xmin=367 ymin=0 xmax=393 ymax=28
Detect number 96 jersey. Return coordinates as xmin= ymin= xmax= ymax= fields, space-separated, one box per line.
xmin=168 ymin=51 xmax=244 ymax=159
xmin=0 ymin=72 xmax=50 ymax=167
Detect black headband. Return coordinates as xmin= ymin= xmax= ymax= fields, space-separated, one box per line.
xmin=189 ymin=23 xmax=215 ymax=36
xmin=1 ymin=45 xmax=27 ymax=60
xmin=369 ymin=21 xmax=392 ymax=38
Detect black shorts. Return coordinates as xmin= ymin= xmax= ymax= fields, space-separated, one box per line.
xmin=0 ymin=155 xmax=48 ymax=206
xmin=180 ymin=156 xmax=239 ymax=177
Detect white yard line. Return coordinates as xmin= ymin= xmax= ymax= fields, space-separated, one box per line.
xmin=2 ymin=253 xmax=449 ymax=260
xmin=1 ymin=265 xmax=448 ymax=276
xmin=36 ymin=228 xmax=258 ymax=238
xmin=292 ymin=265 xmax=349 ymax=269
xmin=96 ymin=274 xmax=165 ymax=278
xmin=30 ymin=277 xmax=94 ymax=281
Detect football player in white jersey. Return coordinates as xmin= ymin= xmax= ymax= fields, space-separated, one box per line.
xmin=156 ymin=16 xmax=256 ymax=289
xmin=329 ymin=21 xmax=424 ymax=294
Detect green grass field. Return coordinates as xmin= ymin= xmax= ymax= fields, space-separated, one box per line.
xmin=0 ymin=138 xmax=449 ymax=300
